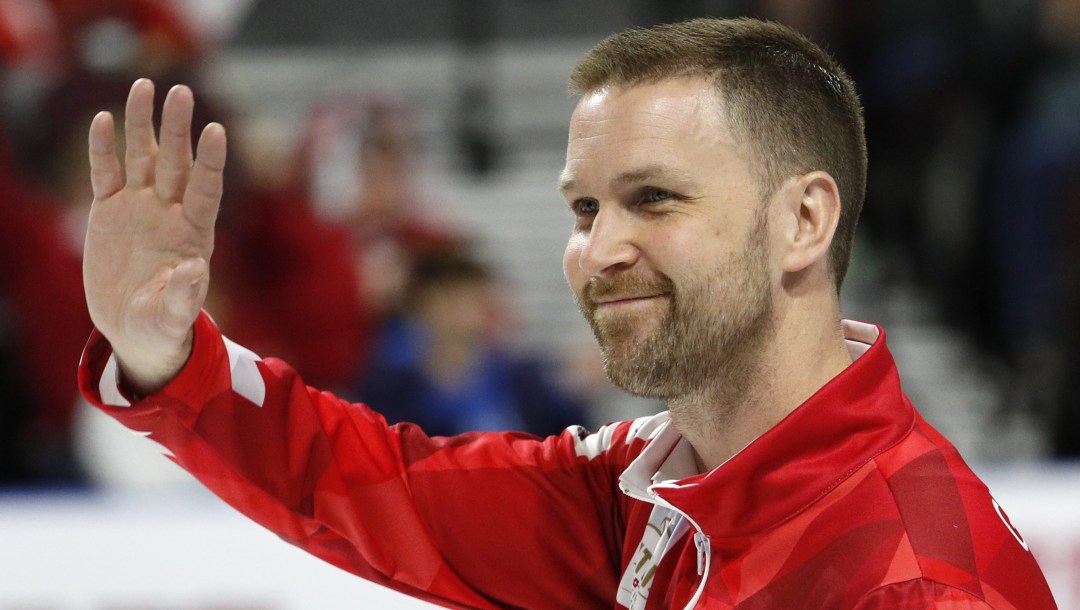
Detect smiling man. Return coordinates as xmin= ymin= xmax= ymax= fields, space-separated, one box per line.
xmin=79 ymin=17 xmax=1055 ymax=610
xmin=561 ymin=77 xmax=822 ymax=473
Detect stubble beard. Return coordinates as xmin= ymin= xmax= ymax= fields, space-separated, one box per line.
xmin=577 ymin=212 xmax=774 ymax=406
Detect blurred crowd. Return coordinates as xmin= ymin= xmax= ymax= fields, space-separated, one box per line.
xmin=0 ymin=0 xmax=1078 ymax=487
xmin=766 ymin=0 xmax=1080 ymax=458
xmin=0 ymin=0 xmax=597 ymax=487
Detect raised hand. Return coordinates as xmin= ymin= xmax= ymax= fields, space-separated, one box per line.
xmin=83 ymin=79 xmax=226 ymax=394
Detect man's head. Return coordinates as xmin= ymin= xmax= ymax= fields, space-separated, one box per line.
xmin=569 ymin=17 xmax=866 ymax=289
xmin=560 ymin=18 xmax=866 ymax=402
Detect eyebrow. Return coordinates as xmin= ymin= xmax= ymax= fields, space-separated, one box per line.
xmin=558 ymin=164 xmax=697 ymax=196
xmin=557 ymin=171 xmax=576 ymax=196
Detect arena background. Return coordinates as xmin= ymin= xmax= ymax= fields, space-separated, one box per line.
xmin=1 ymin=0 xmax=1077 ymax=607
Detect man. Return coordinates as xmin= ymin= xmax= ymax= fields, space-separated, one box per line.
xmin=79 ymin=18 xmax=1056 ymax=610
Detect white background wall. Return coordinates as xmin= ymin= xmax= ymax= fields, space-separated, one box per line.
xmin=0 ymin=462 xmax=1077 ymax=609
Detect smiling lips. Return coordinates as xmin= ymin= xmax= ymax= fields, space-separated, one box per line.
xmin=593 ymin=294 xmax=669 ymax=308
xmin=583 ymin=273 xmax=676 ymax=313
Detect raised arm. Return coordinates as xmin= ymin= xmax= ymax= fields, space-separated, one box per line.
xmin=83 ymin=79 xmax=226 ymax=394
xmin=78 ymin=80 xmax=628 ymax=610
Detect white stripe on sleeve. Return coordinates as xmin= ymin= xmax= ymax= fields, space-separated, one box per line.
xmin=224 ymin=337 xmax=266 ymax=407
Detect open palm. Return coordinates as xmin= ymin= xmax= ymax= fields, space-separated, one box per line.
xmin=83 ymin=79 xmax=226 ymax=393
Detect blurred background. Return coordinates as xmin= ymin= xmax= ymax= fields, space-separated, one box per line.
xmin=0 ymin=0 xmax=1077 ymax=607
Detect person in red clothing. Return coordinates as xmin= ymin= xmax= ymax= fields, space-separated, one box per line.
xmin=0 ymin=0 xmax=220 ymax=483
xmin=218 ymin=99 xmax=462 ymax=391
xmin=0 ymin=126 xmax=92 ymax=483
xmin=77 ymin=18 xmax=1057 ymax=610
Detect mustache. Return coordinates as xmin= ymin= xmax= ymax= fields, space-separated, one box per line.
xmin=581 ymin=272 xmax=675 ymax=310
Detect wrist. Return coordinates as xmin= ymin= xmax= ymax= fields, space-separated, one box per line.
xmin=113 ymin=329 xmax=194 ymax=396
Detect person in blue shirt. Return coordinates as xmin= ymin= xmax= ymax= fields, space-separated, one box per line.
xmin=352 ymin=251 xmax=589 ymax=437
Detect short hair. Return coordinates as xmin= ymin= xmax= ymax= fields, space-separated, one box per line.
xmin=569 ymin=18 xmax=867 ymax=291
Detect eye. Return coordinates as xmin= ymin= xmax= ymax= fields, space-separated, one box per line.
xmin=641 ymin=187 xmax=674 ymax=204
xmin=572 ymin=198 xmax=599 ymax=216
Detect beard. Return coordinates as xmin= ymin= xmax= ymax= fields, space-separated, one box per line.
xmin=575 ymin=209 xmax=774 ymax=402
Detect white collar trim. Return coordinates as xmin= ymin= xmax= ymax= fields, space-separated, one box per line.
xmin=618 ymin=319 xmax=882 ymax=503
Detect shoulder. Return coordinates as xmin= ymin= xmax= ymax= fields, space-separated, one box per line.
xmin=858 ymin=416 xmax=1057 ymax=608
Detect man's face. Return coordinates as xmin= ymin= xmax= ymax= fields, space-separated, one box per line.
xmin=560 ymin=77 xmax=776 ymax=401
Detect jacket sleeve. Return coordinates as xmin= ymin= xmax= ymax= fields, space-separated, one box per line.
xmin=78 ymin=312 xmax=630 ymax=610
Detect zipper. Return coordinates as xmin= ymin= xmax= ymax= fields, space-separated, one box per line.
xmin=694 ymin=531 xmax=709 ymax=576
xmin=643 ymin=490 xmax=711 ymax=610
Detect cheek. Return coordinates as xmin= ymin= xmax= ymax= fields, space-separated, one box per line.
xmin=652 ymin=225 xmax=712 ymax=270
xmin=659 ymin=225 xmax=747 ymax=290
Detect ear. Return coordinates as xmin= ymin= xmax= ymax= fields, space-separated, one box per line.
xmin=776 ymin=171 xmax=841 ymax=275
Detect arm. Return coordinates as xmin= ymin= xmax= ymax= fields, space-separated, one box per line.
xmin=81 ymin=80 xmax=626 ymax=609
xmin=80 ymin=312 xmax=626 ymax=609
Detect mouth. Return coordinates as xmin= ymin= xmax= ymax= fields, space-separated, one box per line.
xmin=581 ymin=273 xmax=676 ymax=317
xmin=593 ymin=293 xmax=669 ymax=309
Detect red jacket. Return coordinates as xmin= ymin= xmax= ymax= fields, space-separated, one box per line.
xmin=78 ymin=314 xmax=1057 ymax=609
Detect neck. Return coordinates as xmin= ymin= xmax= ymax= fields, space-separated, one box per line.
xmin=670 ymin=298 xmax=853 ymax=472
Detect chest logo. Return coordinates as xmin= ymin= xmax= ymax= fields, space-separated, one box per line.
xmin=617 ymin=506 xmax=687 ymax=609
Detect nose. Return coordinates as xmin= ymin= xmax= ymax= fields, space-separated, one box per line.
xmin=575 ymin=205 xmax=640 ymax=277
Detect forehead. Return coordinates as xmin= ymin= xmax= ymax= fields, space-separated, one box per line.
xmin=561 ymin=77 xmax=743 ymax=191
xmin=571 ymin=77 xmax=722 ymax=132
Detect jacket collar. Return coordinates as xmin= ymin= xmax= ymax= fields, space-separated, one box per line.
xmin=618 ymin=320 xmax=913 ymax=538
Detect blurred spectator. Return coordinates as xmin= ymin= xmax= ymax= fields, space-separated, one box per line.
xmin=1058 ymin=168 xmax=1080 ymax=457
xmin=220 ymin=97 xmax=463 ymax=391
xmin=749 ymin=0 xmax=1041 ymax=333
xmin=2 ymin=0 xmax=208 ymax=174
xmin=0 ymin=321 xmax=37 ymax=483
xmin=213 ymin=183 xmax=376 ymax=392
xmin=299 ymin=97 xmax=463 ymax=315
xmin=0 ymin=117 xmax=89 ymax=481
xmin=990 ymin=0 xmax=1080 ymax=457
xmin=0 ymin=121 xmax=90 ymax=483
xmin=47 ymin=0 xmax=202 ymax=75
xmin=0 ymin=0 xmax=213 ymax=484
xmin=351 ymin=251 xmax=588 ymax=437
xmin=748 ymin=0 xmax=1080 ymax=456
xmin=0 ymin=0 xmax=59 ymax=73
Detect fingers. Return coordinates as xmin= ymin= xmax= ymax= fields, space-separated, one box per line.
xmin=155 ymin=85 xmax=195 ymax=203
xmin=88 ymin=111 xmax=122 ymax=200
xmin=183 ymin=122 xmax=227 ymax=229
xmin=124 ymin=79 xmax=158 ymax=190
xmin=117 ymin=78 xmax=223 ymax=221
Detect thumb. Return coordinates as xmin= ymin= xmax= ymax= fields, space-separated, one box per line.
xmin=160 ymin=257 xmax=209 ymax=337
